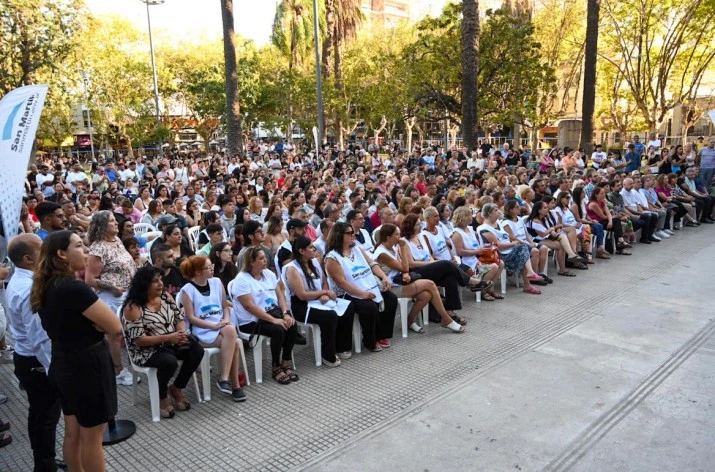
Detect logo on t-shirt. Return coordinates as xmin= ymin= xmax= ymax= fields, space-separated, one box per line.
xmin=199 ymin=304 xmax=222 ymax=320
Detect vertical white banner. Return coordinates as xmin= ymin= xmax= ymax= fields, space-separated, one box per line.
xmin=0 ymin=85 xmax=48 ymax=242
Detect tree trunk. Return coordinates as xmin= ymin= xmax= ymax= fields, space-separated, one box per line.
xmin=322 ymin=0 xmax=334 ymax=81
xmin=221 ymin=0 xmax=244 ymax=156
xmin=461 ymin=0 xmax=480 ymax=152
xmin=333 ymin=31 xmax=345 ymax=148
xmin=580 ymin=0 xmax=599 ymax=155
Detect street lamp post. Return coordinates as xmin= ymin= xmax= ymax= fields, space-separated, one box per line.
xmin=80 ymin=72 xmax=95 ymax=162
xmin=312 ymin=0 xmax=324 ymax=154
xmin=141 ymin=0 xmax=164 ymax=157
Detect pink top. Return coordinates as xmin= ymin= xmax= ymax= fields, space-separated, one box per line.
xmin=655 ymin=186 xmax=671 ymax=199
xmin=586 ymin=199 xmax=608 ymax=221
xmin=539 ymin=156 xmax=553 ymax=173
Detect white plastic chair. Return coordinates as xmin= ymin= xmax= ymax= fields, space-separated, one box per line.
xmin=352 ymin=315 xmax=363 ymax=354
xmin=123 ymin=336 xmax=202 ymax=422
xmin=198 ymin=342 xmax=250 ymax=402
xmin=133 ymin=223 xmax=156 ymax=235
xmin=396 ymin=297 xmax=430 ymax=338
xmin=187 ymin=225 xmax=201 ymax=252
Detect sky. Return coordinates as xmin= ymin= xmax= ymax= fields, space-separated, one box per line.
xmin=85 ymin=0 xmax=277 ymax=46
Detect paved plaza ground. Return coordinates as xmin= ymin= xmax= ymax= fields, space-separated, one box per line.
xmin=1 ymin=227 xmax=714 ymax=471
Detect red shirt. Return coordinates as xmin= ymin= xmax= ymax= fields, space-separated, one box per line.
xmin=415 ymin=180 xmax=427 ymax=196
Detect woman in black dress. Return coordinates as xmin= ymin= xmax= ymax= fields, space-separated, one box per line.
xmin=30 ymin=231 xmax=122 ymax=472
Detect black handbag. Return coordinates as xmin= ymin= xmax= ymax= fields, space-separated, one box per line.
xmin=392 ymin=271 xmax=422 ymax=286
xmin=247 ymin=307 xmax=284 ymax=348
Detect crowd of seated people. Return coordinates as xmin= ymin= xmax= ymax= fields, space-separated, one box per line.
xmin=3 ymin=138 xmax=714 ymax=465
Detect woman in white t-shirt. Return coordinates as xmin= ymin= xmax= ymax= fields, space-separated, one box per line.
xmin=400 ymin=214 xmax=490 ymax=325
xmin=179 ymin=256 xmax=245 ymax=401
xmin=477 ymin=204 xmax=546 ymax=295
xmin=231 ymin=247 xmax=298 ymax=385
xmin=373 ymin=224 xmax=464 ymax=333
xmin=284 ymin=236 xmax=356 ymax=365
xmin=324 ymin=222 xmax=397 ymax=352
xmin=451 ymin=207 xmax=506 ymax=300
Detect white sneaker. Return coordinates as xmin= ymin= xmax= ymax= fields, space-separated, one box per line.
xmin=665 ymin=229 xmax=675 ymax=235
xmin=115 ymin=368 xmax=138 ymax=386
xmin=337 ymin=351 xmax=353 ymax=360
xmin=656 ymin=230 xmax=670 ymax=239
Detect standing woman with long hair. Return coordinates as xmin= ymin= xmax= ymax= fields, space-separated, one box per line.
xmin=32 ymin=231 xmax=122 ymax=471
xmin=85 ymin=211 xmax=137 ymax=386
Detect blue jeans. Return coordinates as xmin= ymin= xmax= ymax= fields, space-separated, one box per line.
xmin=589 ymin=222 xmax=605 ymax=246
xmin=699 ymin=168 xmax=715 ymax=196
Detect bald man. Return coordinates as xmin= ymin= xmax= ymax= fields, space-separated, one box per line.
xmin=7 ymin=234 xmax=63 ymax=471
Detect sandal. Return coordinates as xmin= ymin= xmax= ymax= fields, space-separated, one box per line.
xmin=409 ymin=322 xmax=425 ymax=333
xmin=523 ymin=286 xmax=542 ymax=295
xmin=282 ymin=365 xmax=299 ymax=382
xmin=481 ymin=292 xmax=496 ymax=301
xmin=596 ymin=250 xmax=611 ymax=260
xmin=272 ymin=366 xmax=292 ymax=384
xmin=558 ymin=271 xmax=576 ymax=277
xmin=616 ymin=249 xmax=632 ymax=255
xmin=538 ymin=274 xmax=554 ymax=284
xmin=0 ymin=419 xmax=9 ymax=433
xmin=368 ymin=344 xmax=383 ymax=353
xmin=160 ymin=407 xmax=175 ymax=419
xmin=486 ymin=290 xmax=504 ymax=300
xmin=0 ymin=432 xmax=12 ymax=448
xmin=451 ymin=314 xmax=467 ymax=326
xmin=573 ymin=262 xmax=588 ymax=270
xmin=169 ymin=386 xmax=190 ymax=411
xmin=468 ymin=280 xmax=493 ymax=292
xmin=441 ymin=320 xmax=465 ymax=333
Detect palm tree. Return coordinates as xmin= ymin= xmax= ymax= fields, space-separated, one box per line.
xmin=461 ymin=0 xmax=480 ymax=152
xmin=272 ymin=0 xmax=314 ymax=141
xmin=220 ymin=0 xmax=244 ymax=156
xmin=324 ymin=0 xmax=363 ymax=147
xmin=580 ymin=0 xmax=600 ymax=155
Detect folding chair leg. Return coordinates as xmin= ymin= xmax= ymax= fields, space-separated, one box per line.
xmin=254 ymin=339 xmax=264 ymax=383
xmin=200 ymin=352 xmax=212 ymax=402
xmin=311 ymin=325 xmax=322 ymax=366
xmin=398 ymin=298 xmax=409 ymax=338
xmin=238 ymin=339 xmax=250 ymax=386
xmin=147 ymin=371 xmax=161 ymax=423
xmin=192 ymin=373 xmax=202 ymax=403
xmin=353 ymin=316 xmax=362 ymax=354
xmin=500 ymin=271 xmax=507 ymax=296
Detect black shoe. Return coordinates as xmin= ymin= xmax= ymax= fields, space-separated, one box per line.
xmin=700 ymin=219 xmax=714 ymax=224
xmin=56 ymin=459 xmax=68 ymax=470
xmin=648 ymin=236 xmax=661 ymax=242
xmin=538 ymin=273 xmax=554 ymax=284
xmin=640 ymin=239 xmax=652 ymax=244
xmin=231 ymin=388 xmax=247 ymax=402
xmin=295 ymin=332 xmax=307 ymax=345
xmin=216 ymin=380 xmax=232 ymax=395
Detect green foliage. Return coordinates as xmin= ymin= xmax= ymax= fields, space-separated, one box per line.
xmin=0 ymin=0 xmax=87 ymax=95
xmin=404 ymin=5 xmax=556 ymax=132
xmin=599 ymin=0 xmax=715 ymax=131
